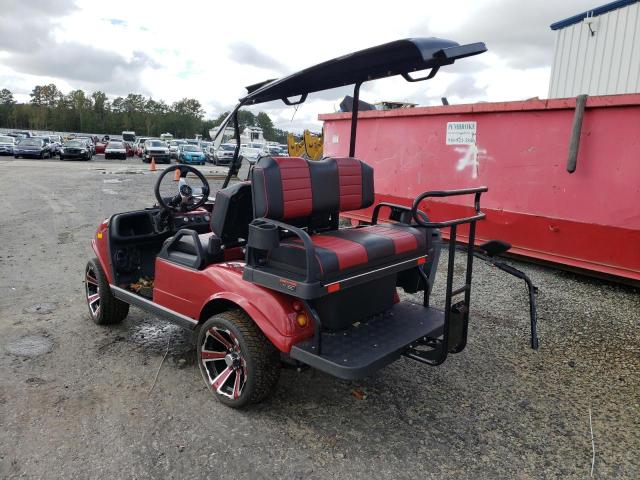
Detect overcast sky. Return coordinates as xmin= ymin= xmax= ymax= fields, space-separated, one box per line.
xmin=0 ymin=0 xmax=597 ymax=131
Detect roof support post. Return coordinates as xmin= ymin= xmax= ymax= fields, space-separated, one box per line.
xmin=349 ymin=81 xmax=362 ymax=157
xmin=222 ymin=107 xmax=243 ymax=189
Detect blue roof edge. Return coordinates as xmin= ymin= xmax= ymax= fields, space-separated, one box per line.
xmin=550 ymin=0 xmax=639 ymax=30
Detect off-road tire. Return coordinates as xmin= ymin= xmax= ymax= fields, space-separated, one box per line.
xmin=85 ymin=258 xmax=129 ymax=325
xmin=197 ymin=310 xmax=280 ymax=408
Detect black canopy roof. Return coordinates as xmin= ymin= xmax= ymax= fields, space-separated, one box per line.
xmin=241 ymin=38 xmax=486 ymax=105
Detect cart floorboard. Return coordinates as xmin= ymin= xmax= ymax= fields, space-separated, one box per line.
xmin=290 ymin=302 xmax=445 ymax=380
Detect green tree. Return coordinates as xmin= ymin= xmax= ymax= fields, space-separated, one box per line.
xmin=256 ymin=111 xmax=275 ymax=140
xmin=0 ymin=85 xmax=296 ymax=142
xmin=236 ymin=109 xmax=256 ymax=131
xmin=0 ymin=88 xmax=15 ymax=105
xmin=0 ymin=89 xmax=16 ymax=127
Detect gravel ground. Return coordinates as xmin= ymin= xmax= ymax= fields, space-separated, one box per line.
xmin=0 ymin=156 xmax=638 ymax=479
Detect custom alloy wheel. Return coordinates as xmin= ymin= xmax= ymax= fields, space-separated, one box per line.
xmin=200 ymin=326 xmax=248 ymax=401
xmin=197 ymin=311 xmax=280 ymax=408
xmin=84 ymin=258 xmax=129 ymax=325
xmin=85 ymin=263 xmax=101 ymax=319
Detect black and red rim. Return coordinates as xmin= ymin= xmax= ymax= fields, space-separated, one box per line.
xmin=85 ymin=264 xmax=100 ymax=319
xmin=200 ymin=327 xmax=247 ymax=400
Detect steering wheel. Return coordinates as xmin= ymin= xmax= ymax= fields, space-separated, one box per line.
xmin=154 ymin=165 xmax=210 ymax=212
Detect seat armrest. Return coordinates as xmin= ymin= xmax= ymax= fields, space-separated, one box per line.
xmin=159 ymin=229 xmax=204 ymax=269
xmin=247 ymin=218 xmax=320 ymax=282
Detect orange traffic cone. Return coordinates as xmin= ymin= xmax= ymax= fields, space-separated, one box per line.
xmin=173 ymin=168 xmax=180 ymax=181
xmin=149 ymin=157 xmax=156 ymax=172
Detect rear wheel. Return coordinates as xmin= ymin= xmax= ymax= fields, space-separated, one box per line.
xmin=85 ymin=258 xmax=129 ymax=325
xmin=197 ymin=310 xmax=280 ymax=408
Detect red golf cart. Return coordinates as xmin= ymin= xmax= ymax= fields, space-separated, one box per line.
xmin=85 ymin=38 xmax=489 ymax=408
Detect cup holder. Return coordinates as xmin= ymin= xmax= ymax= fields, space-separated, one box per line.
xmin=248 ymin=220 xmax=280 ymax=250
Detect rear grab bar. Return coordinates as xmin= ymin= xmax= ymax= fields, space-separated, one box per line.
xmin=412 ymin=187 xmax=488 ymax=228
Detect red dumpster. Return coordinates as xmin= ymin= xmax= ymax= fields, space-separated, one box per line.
xmin=320 ymin=94 xmax=640 ymax=284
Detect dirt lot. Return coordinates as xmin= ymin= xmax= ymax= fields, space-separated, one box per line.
xmin=0 ymin=156 xmax=638 ymax=479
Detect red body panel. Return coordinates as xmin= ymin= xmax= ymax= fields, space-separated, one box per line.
xmin=321 ymin=94 xmax=640 ymax=283
xmin=92 ymin=220 xmax=113 ymax=283
xmin=95 ymin=142 xmax=106 ymax=154
xmin=152 ymin=259 xmax=314 ymax=352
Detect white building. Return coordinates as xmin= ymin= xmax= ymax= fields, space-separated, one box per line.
xmin=548 ymin=0 xmax=640 ymax=98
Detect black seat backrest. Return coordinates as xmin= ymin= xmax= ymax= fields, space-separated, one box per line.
xmin=210 ymin=182 xmax=252 ymax=244
xmin=251 ymin=156 xmax=374 ymax=224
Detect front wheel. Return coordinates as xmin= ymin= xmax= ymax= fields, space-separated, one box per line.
xmin=197 ymin=310 xmax=281 ymax=408
xmin=85 ymin=258 xmax=129 ymax=325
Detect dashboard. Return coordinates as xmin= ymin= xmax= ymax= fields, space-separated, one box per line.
xmin=172 ymin=210 xmax=211 ymax=231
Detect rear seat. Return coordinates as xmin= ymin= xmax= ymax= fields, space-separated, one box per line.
xmin=244 ymin=156 xmax=428 ymax=297
xmin=269 ymin=223 xmax=426 ymax=280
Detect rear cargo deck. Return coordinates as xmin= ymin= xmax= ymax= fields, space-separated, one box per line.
xmin=290 ymin=301 xmax=445 ymax=379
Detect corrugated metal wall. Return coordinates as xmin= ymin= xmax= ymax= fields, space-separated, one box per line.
xmin=548 ymin=2 xmax=640 ymax=97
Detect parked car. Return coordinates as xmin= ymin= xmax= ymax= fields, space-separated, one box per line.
xmin=134 ymin=137 xmax=149 ymax=157
xmin=169 ymin=140 xmax=187 ymax=159
xmin=0 ymin=135 xmax=16 ymax=155
xmin=47 ymin=135 xmax=62 ymax=155
xmin=177 ymin=145 xmax=206 ymax=165
xmin=124 ymin=141 xmax=134 ymax=157
xmin=104 ymin=141 xmax=127 ymax=160
xmin=34 ymin=137 xmax=56 ymax=157
xmin=59 ymin=140 xmax=92 ymax=161
xmin=240 ymin=142 xmax=268 ymax=164
xmin=213 ymin=143 xmax=236 ymax=165
xmin=95 ymin=141 xmax=107 ymax=154
xmin=143 ymin=139 xmax=171 ymax=164
xmin=14 ymin=138 xmax=49 ymax=158
xmin=12 ymin=130 xmax=32 ymax=138
xmin=76 ymin=137 xmax=96 ymax=155
xmin=204 ymin=145 xmax=216 ymax=163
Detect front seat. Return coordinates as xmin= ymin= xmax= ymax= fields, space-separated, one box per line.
xmin=158 ymin=182 xmax=253 ymax=269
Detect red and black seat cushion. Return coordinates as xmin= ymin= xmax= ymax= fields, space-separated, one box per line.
xmin=268 ymin=224 xmax=426 ymax=280
xmin=252 ymin=156 xmax=374 ymax=221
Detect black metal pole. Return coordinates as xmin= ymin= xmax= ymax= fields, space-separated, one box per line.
xmin=349 ymin=82 xmax=362 ymax=157
xmin=222 ymin=109 xmax=242 ymax=189
xmin=433 ymin=224 xmax=457 ymax=366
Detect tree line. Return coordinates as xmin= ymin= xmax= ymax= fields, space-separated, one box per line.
xmin=0 ymin=84 xmax=290 ymax=142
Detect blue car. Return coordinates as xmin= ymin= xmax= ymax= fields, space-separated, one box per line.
xmin=14 ymin=138 xmax=50 ymax=158
xmin=178 ymin=145 xmax=206 ymax=165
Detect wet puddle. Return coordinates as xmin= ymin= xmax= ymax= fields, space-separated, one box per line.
xmin=103 ymin=178 xmax=132 ymax=184
xmin=128 ymin=320 xmax=195 ymax=364
xmin=24 ymin=303 xmax=57 ymax=314
xmin=5 ymin=334 xmax=54 ymax=357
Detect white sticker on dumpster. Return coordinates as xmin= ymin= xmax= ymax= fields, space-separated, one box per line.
xmin=446 ymin=121 xmax=476 ymax=145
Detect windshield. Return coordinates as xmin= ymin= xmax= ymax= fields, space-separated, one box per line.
xmin=148 ymin=141 xmax=166 ymax=148
xmin=0 ymin=136 xmax=13 ymax=143
xmin=248 ymin=143 xmax=263 ymax=149
xmin=21 ymin=139 xmax=43 ymax=146
xmin=64 ymin=141 xmax=84 ymax=147
xmin=220 ymin=144 xmax=235 ymax=151
xmin=182 ymin=146 xmax=201 ymax=152
xmin=107 ymin=142 xmax=123 ymax=148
